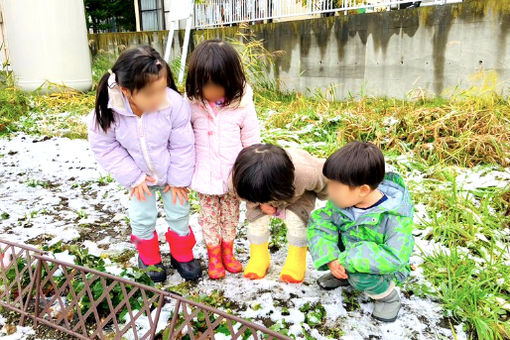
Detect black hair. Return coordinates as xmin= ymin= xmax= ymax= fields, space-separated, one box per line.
xmin=323 ymin=141 xmax=385 ymax=190
xmin=232 ymin=144 xmax=295 ymax=203
xmin=94 ymin=45 xmax=178 ymax=132
xmin=186 ymin=39 xmax=245 ymax=106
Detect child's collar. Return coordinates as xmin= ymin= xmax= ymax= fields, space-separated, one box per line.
xmin=353 ymin=192 xmax=388 ymax=210
xmin=186 ymin=83 xmax=253 ymax=109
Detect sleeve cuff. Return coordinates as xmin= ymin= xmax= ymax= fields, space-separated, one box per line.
xmin=131 ymin=173 xmax=147 ymax=188
xmin=167 ymin=171 xmax=192 ymax=188
xmin=314 ymin=254 xmax=339 ymax=271
xmin=166 ymin=180 xmax=191 ymax=188
xmin=338 ymin=252 xmax=350 ymax=271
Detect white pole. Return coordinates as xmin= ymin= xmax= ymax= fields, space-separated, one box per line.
xmin=134 ymin=0 xmax=141 ymax=31
xmin=163 ymin=20 xmax=175 ymax=63
xmin=178 ymin=14 xmax=192 ymax=83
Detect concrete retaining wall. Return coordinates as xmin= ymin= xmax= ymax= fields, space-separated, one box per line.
xmin=88 ymin=0 xmax=510 ymax=98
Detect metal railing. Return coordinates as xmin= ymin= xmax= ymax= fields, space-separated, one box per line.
xmin=193 ymin=0 xmax=462 ymax=29
xmin=0 ymin=239 xmax=290 ymax=339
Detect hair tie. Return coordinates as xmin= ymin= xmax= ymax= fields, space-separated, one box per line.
xmin=107 ymin=71 xmax=117 ymax=89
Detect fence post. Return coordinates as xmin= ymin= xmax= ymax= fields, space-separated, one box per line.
xmin=20 ymin=255 xmax=37 ymax=326
xmin=167 ymin=299 xmax=182 ymax=339
xmin=33 ymin=259 xmax=42 ymax=327
xmin=149 ymin=293 xmax=166 ymax=339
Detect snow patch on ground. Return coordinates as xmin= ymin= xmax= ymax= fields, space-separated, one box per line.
xmin=0 ymin=315 xmax=37 ymax=340
xmin=3 ymin=134 xmax=507 ymax=339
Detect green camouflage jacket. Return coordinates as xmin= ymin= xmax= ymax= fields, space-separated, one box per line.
xmin=307 ymin=172 xmax=414 ymax=283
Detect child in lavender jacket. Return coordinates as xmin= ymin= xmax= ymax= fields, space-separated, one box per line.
xmin=87 ymin=46 xmax=201 ymax=282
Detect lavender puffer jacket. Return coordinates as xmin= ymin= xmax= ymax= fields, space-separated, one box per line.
xmin=87 ymin=75 xmax=195 ymax=189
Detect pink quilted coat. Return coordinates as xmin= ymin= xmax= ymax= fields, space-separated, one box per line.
xmin=189 ymin=84 xmax=261 ymax=195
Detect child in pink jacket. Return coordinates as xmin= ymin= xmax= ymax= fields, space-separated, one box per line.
xmin=186 ymin=40 xmax=261 ymax=279
xmin=88 ymin=46 xmax=201 ymax=282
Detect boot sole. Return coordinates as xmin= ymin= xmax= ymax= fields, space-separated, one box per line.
xmin=372 ymin=306 xmax=401 ymax=323
xmin=208 ymin=273 xmax=226 ymax=279
xmin=222 ymin=256 xmax=243 ymax=273
xmin=244 ymin=266 xmax=269 ymax=280
xmin=138 ymin=257 xmax=167 ymax=283
xmin=280 ymin=274 xmax=303 ymax=283
xmin=151 ymin=275 xmax=167 ymax=283
xmin=317 ymin=281 xmax=350 ymax=290
xmin=170 ymin=257 xmax=201 ymax=281
xmin=318 ymin=284 xmax=348 ymax=290
xmin=225 ymin=266 xmax=243 ymax=274
xmin=244 ymin=272 xmax=263 ymax=280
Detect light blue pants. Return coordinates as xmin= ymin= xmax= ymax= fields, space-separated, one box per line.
xmin=129 ymin=186 xmax=190 ymax=240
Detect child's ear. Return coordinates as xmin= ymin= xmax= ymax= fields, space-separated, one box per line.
xmin=359 ymin=184 xmax=372 ymax=197
xmin=120 ymin=86 xmax=131 ymax=98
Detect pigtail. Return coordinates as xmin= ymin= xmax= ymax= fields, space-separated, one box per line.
xmin=94 ymin=73 xmax=114 ymax=133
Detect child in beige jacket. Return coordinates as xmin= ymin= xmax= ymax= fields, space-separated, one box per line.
xmin=230 ymin=144 xmax=328 ymax=283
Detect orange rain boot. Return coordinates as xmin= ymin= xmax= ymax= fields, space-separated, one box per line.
xmin=207 ymin=244 xmax=225 ymax=279
xmin=221 ymin=240 xmax=242 ymax=273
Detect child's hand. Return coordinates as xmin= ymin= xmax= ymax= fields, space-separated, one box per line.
xmin=260 ymin=203 xmax=276 ymax=215
xmin=327 ymin=260 xmax=348 ymax=279
xmin=130 ymin=176 xmax=155 ymax=202
xmin=164 ymin=185 xmax=189 ymax=205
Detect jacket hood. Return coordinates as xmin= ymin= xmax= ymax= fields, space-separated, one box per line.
xmin=341 ymin=172 xmax=413 ymax=220
xmin=376 ymin=172 xmax=413 ymax=217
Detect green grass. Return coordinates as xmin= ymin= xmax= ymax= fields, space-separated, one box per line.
xmin=91 ymin=52 xmax=116 ymax=87
xmin=410 ymin=168 xmax=508 ymax=247
xmin=0 ymin=82 xmax=31 ymax=135
xmin=403 ymin=162 xmax=510 ymax=339
xmin=421 ymin=247 xmax=510 ymax=339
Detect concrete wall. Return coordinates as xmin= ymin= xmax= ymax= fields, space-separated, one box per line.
xmin=88 ymin=0 xmax=510 ymax=98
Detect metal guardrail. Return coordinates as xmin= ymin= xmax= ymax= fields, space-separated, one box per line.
xmin=193 ymin=0 xmax=463 ymax=29
xmin=0 ymin=239 xmax=290 ymax=340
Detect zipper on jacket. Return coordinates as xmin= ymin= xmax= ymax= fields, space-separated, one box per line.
xmin=137 ymin=115 xmax=158 ymax=183
xmin=205 ymin=101 xmax=223 ymax=182
xmin=205 ymin=101 xmax=221 ymax=157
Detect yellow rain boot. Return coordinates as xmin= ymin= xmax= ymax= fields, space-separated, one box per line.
xmin=280 ymin=245 xmax=307 ymax=283
xmin=244 ymin=242 xmax=270 ymax=280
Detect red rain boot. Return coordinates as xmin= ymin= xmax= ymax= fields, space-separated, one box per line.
xmin=166 ymin=228 xmax=202 ymax=281
xmin=130 ymin=232 xmax=167 ymax=282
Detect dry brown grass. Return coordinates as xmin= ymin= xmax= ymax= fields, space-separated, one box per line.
xmin=257 ymin=90 xmax=510 ymax=167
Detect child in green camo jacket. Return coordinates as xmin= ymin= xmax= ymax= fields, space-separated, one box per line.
xmin=307 ymin=141 xmax=414 ymax=322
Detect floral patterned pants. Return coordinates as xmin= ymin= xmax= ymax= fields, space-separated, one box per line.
xmin=198 ymin=192 xmax=240 ymax=246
